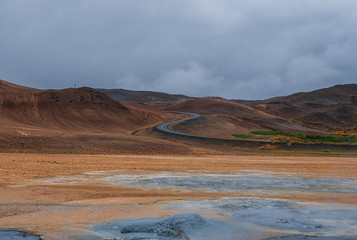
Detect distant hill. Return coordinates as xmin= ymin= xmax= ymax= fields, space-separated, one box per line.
xmin=0 ymin=80 xmax=175 ymax=134
xmin=246 ymin=84 xmax=357 ymax=131
xmin=98 ymin=88 xmax=189 ymax=107
xmin=1 ymin=79 xmax=355 ymax=140
xmin=164 ymin=97 xmax=317 ymax=138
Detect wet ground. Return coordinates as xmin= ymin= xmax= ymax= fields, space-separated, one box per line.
xmin=267 ymin=236 xmax=357 ymax=240
xmin=77 ymin=197 xmax=357 ymax=239
xmin=27 ymin=170 xmax=357 ymax=239
xmin=35 ymin=170 xmax=357 ymax=196
xmin=1 ymin=153 xmax=357 ymax=240
xmin=64 ymin=197 xmax=357 ymax=240
xmin=0 ymin=230 xmax=41 ymax=240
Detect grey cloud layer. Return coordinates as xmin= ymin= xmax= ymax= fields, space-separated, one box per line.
xmin=1 ymin=0 xmax=356 ymax=99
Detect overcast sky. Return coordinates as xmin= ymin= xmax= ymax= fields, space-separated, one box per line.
xmin=1 ymin=0 xmax=356 ymax=99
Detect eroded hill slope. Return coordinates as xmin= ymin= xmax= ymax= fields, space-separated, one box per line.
xmin=0 ymin=80 xmax=175 ymax=134
xmin=247 ymin=84 xmax=357 ymax=131
xmin=165 ymin=97 xmax=318 ymax=138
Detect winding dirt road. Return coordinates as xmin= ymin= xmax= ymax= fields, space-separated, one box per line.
xmin=155 ymin=111 xmax=201 ymax=137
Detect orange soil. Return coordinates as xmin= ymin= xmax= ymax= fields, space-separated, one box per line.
xmin=0 ymin=153 xmax=356 ymax=239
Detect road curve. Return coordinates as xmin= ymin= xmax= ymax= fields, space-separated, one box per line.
xmin=155 ymin=111 xmax=202 ymax=137
xmin=154 ymin=111 xmax=357 ymax=151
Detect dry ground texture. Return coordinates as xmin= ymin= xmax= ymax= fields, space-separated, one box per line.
xmin=0 ymin=153 xmax=357 ymax=239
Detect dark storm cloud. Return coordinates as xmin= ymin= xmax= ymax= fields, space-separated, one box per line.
xmin=1 ymin=0 xmax=356 ymax=99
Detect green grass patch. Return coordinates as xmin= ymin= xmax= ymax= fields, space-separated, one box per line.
xmin=250 ymin=130 xmax=295 ymax=137
xmin=232 ymin=134 xmax=251 ymax=139
xmin=250 ymin=131 xmax=357 ymax=143
xmin=296 ymin=133 xmax=357 ymax=143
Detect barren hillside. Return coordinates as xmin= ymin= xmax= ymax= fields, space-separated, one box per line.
xmin=246 ymin=84 xmax=357 ymax=131
xmin=0 ymin=79 xmax=177 ymax=134
xmin=165 ymin=97 xmax=318 ymax=138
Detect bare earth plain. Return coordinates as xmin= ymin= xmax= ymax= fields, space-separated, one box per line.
xmin=1 ymin=153 xmax=357 ymax=239
xmin=1 ymin=80 xmax=357 ymax=239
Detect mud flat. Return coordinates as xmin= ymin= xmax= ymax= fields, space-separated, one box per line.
xmin=164 ymin=198 xmax=357 ymax=239
xmin=0 ymin=153 xmax=357 ymax=239
xmin=88 ymin=213 xmax=238 ymax=240
xmin=266 ymin=236 xmax=357 ymax=240
xmin=31 ymin=171 xmax=357 ymax=239
xmin=0 ymin=230 xmax=41 ymax=240
xmin=67 ymin=196 xmax=357 ymax=239
xmin=34 ymin=170 xmax=357 ymax=201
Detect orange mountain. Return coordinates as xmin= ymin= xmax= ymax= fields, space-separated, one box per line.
xmin=0 ymin=79 xmax=174 ymax=135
